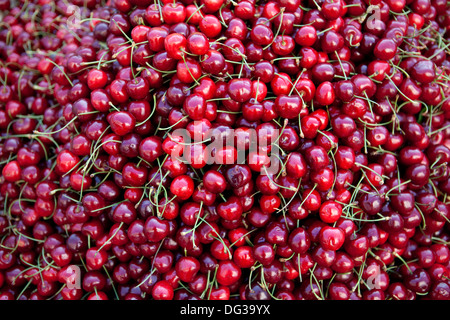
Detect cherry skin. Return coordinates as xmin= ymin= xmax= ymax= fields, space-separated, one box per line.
xmin=295 ymin=25 xmax=317 ymax=46
xmin=216 ymin=261 xmax=242 ymax=286
xmin=217 ymin=196 xmax=243 ymax=221
xmin=126 ymin=77 xmax=150 ymax=100
xmin=275 ymin=95 xmax=301 ymax=119
xmin=162 ymin=2 xmax=186 ymax=24
xmin=177 ymin=58 xmax=202 ymax=84
xmin=199 ymin=15 xmax=222 ymax=38
xmin=251 ymin=24 xmax=274 ymax=46
xmin=56 ymin=150 xmax=79 ymax=174
xmin=85 ymin=247 xmax=108 ymax=271
xmin=144 ymin=216 xmax=169 ymax=242
xmin=374 ymin=38 xmax=397 ymax=60
xmin=187 ymin=32 xmax=210 ymax=56
xmin=2 ymin=160 xmax=21 ymax=182
xmin=175 ymin=256 xmax=200 ymax=283
xmin=203 ymin=170 xmax=227 ymax=194
xmin=304 ymin=145 xmax=330 ymax=170
xmin=288 ymin=228 xmax=311 ymax=254
xmin=252 ymin=242 xmax=276 ymax=266
xmin=87 ymin=69 xmax=108 ymax=90
xmin=319 ymin=226 xmax=346 ymax=251
xmin=139 ymin=137 xmax=163 ymax=163
xmin=108 ymin=111 xmax=136 ymax=136
xmin=170 ymin=175 xmax=194 ymax=201
xmin=319 ymin=201 xmax=343 ymax=224
xmin=152 ymin=280 xmax=174 ymax=300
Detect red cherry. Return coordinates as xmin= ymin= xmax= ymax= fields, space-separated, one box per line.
xmin=87 ymin=69 xmax=108 ymax=90
xmin=187 ymin=32 xmax=210 ymax=55
xmin=170 ymin=175 xmax=195 ymax=201
xmin=295 ymin=25 xmax=317 ymax=46
xmin=216 ymin=260 xmax=242 ymax=286
xmin=319 ymin=226 xmax=346 ymax=251
xmin=319 ymin=201 xmax=343 ymax=224
xmin=152 ymin=280 xmax=174 ymax=300
xmin=85 ymin=247 xmax=108 ymax=270
xmin=144 ymin=216 xmax=170 ymax=242
xmin=199 ymin=15 xmax=222 ymax=38
xmin=2 ymin=160 xmax=21 ymax=182
xmin=56 ymin=150 xmax=79 ymax=174
xmin=315 ymin=81 xmax=335 ymax=106
xmin=108 ymin=111 xmax=136 ymax=136
xmin=164 ymin=33 xmax=187 ymax=60
xmin=175 ymin=256 xmax=200 ymax=282
xmin=162 ymin=2 xmax=186 ymax=24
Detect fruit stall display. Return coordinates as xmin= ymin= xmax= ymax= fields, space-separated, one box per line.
xmin=0 ymin=0 xmax=449 ymax=301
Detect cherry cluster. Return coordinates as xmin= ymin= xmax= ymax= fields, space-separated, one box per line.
xmin=0 ymin=0 xmax=450 ymax=300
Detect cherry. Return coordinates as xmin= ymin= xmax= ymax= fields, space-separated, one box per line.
xmin=151 ymin=280 xmax=174 ymax=300
xmin=177 ymin=58 xmax=202 ymax=84
xmin=170 ymin=175 xmax=194 ymax=201
xmin=331 ymin=114 xmax=356 ymax=138
xmin=344 ymin=234 xmax=369 ymax=257
xmin=251 ymin=24 xmax=274 ymax=46
xmin=390 ymin=191 xmax=415 ymax=216
xmin=69 ymin=172 xmax=92 ymax=192
xmin=110 ymin=79 xmax=129 ymax=103
xmin=56 ymin=150 xmax=79 ymax=174
xmin=85 ymin=247 xmax=108 ymax=270
xmin=374 ymin=38 xmax=397 ymax=60
xmin=319 ymin=201 xmax=343 ymax=224
xmin=183 ymin=93 xmax=206 ymax=120
xmin=404 ymin=268 xmax=432 ymax=294
xmin=87 ymin=69 xmax=108 ymax=90
xmin=139 ymin=137 xmax=163 ymax=163
xmin=217 ymin=196 xmax=243 ymax=221
xmin=285 ymin=152 xmax=307 ymax=179
xmin=252 ymin=242 xmax=275 ymax=266
xmin=264 ymin=221 xmax=288 ymax=246
xmin=111 ymin=201 xmax=138 ymax=225
xmin=199 ymin=15 xmax=222 ymax=38
xmin=216 ymin=260 xmax=242 ymax=286
xmin=233 ymin=246 xmax=255 ymax=269
xmin=312 ymin=246 xmax=336 ymax=268
xmin=321 ymin=30 xmax=344 ymax=53
xmin=200 ymin=50 xmax=225 ymax=76
xmin=288 ymin=228 xmax=311 ymax=254
xmin=304 ymin=145 xmax=330 ymax=171
xmin=227 ymin=78 xmax=252 ymax=103
xmin=187 ymin=32 xmax=209 ymax=56
xmin=319 ymin=226 xmax=346 ymax=251
xmin=178 ymin=202 xmax=204 ymax=226
xmin=242 ymin=101 xmax=264 ymax=122
xmin=162 ymin=2 xmax=186 ymax=24
xmin=294 ymin=25 xmax=317 ymax=47
xmin=275 ymin=95 xmax=301 ymax=119
xmin=310 ymin=167 xmax=335 ymax=192
xmin=144 ymin=216 xmax=169 ymax=242
xmin=429 ymin=281 xmax=450 ymax=300
xmin=175 ymin=256 xmax=200 ymax=283
xmin=2 ymin=160 xmax=21 ymax=182
xmin=108 ymin=111 xmax=136 ymax=136
xmin=126 ymin=77 xmax=150 ymax=100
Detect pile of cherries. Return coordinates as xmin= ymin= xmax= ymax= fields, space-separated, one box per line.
xmin=0 ymin=0 xmax=450 ymax=300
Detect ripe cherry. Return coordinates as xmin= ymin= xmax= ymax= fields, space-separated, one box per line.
xmin=2 ymin=160 xmax=21 ymax=182
xmin=170 ymin=175 xmax=194 ymax=201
